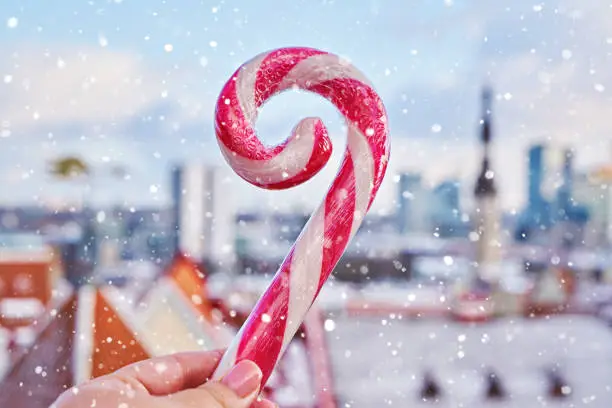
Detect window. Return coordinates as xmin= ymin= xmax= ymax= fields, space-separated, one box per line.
xmin=13 ymin=273 xmax=34 ymax=295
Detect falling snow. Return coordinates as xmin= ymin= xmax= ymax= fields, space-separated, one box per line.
xmin=6 ymin=17 xmax=18 ymax=28
xmin=98 ymin=34 xmax=108 ymax=47
xmin=1 ymin=2 xmax=612 ymax=408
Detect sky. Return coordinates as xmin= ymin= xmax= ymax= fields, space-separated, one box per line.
xmin=0 ymin=0 xmax=611 ymax=213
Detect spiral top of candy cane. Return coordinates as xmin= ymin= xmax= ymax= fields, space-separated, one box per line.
xmin=213 ymin=47 xmax=390 ymax=386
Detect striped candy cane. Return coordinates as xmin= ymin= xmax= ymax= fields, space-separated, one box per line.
xmin=212 ymin=47 xmax=390 ymax=385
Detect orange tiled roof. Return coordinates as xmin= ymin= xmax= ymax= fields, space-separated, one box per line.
xmin=167 ymin=253 xmax=214 ymax=320
xmin=90 ymin=289 xmax=150 ymax=378
xmin=0 ymin=284 xmax=152 ymax=398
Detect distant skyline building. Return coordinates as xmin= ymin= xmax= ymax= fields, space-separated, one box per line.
xmin=430 ymin=180 xmax=469 ymax=238
xmin=554 ymin=149 xmax=589 ymax=247
xmin=397 ymin=173 xmax=429 ymax=234
xmin=589 ymin=156 xmax=612 ymax=245
xmin=517 ymin=144 xmax=589 ymax=244
xmin=556 ymin=149 xmax=574 ymax=214
xmin=573 ymin=172 xmax=609 ymax=246
xmin=473 ymin=86 xmax=502 ymax=283
xmin=94 ymin=209 xmax=123 ymax=268
xmin=525 ymin=145 xmax=554 ymax=230
xmin=171 ymin=164 xmax=236 ymax=268
xmin=396 ymin=173 xmax=469 ymax=237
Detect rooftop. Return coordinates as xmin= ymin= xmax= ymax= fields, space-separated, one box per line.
xmin=326 ymin=314 xmax=612 ymax=407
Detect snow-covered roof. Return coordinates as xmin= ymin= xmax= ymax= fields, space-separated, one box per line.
xmin=0 ymin=298 xmax=44 ymax=320
xmin=0 ymin=233 xmax=52 ymax=262
xmin=326 ymin=314 xmax=612 ymax=407
xmin=135 ymin=279 xmax=234 ymax=354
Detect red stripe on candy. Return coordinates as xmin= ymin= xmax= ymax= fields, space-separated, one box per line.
xmin=235 ymin=250 xmax=294 ymax=385
xmin=255 ymin=47 xmax=327 ymax=108
xmin=318 ymin=154 xmax=356 ymax=293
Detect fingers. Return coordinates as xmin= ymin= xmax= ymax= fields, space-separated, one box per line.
xmin=112 ymin=349 xmax=225 ymax=395
xmin=167 ymin=360 xmax=265 ymax=408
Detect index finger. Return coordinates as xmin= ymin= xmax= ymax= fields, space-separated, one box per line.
xmin=112 ymin=349 xmax=225 ymax=395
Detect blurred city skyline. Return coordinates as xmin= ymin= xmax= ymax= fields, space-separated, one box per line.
xmin=1 ymin=0 xmax=611 ymax=212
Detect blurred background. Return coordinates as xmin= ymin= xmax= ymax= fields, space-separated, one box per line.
xmin=1 ymin=0 xmax=612 ymax=407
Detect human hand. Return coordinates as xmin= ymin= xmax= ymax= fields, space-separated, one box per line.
xmin=51 ymin=349 xmax=276 ymax=408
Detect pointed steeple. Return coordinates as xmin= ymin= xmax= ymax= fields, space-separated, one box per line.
xmin=475 ymin=86 xmax=497 ymax=197
xmin=480 ymin=86 xmax=493 ymax=145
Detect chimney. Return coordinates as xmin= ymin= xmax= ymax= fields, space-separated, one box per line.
xmin=419 ymin=370 xmax=442 ymax=402
xmin=485 ymin=369 xmax=506 ymax=400
xmin=546 ymin=367 xmax=571 ymax=399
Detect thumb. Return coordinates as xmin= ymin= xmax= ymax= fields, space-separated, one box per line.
xmin=168 ymin=360 xmax=263 ymax=408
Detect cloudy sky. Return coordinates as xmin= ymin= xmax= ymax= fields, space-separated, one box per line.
xmin=1 ymin=0 xmax=611 ymax=213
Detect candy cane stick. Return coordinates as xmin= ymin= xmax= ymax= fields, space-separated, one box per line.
xmin=212 ymin=47 xmax=390 ymax=385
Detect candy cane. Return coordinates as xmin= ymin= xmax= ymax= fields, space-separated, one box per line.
xmin=212 ymin=47 xmax=390 ymax=385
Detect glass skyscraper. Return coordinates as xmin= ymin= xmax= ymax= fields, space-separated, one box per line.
xmin=516 ymin=144 xmax=589 ymax=243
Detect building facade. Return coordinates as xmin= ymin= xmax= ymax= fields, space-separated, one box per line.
xmin=171 ymin=164 xmax=236 ymax=268
xmin=397 ymin=172 xmax=429 ymax=234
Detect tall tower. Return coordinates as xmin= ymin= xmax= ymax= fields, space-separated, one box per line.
xmin=473 ymin=87 xmax=502 ymax=283
xmin=171 ymin=164 xmax=236 ymax=269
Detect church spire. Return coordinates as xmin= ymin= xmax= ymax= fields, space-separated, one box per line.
xmin=480 ymin=86 xmax=493 ymax=144
xmin=472 ymin=85 xmax=502 ymax=284
xmin=474 ymin=86 xmax=497 ymax=197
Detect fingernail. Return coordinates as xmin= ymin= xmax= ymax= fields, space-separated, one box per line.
xmin=253 ymin=399 xmax=278 ymax=408
xmin=221 ymin=360 xmax=262 ymax=398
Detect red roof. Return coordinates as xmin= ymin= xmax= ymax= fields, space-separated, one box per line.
xmin=0 ymin=284 xmax=154 ymax=407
